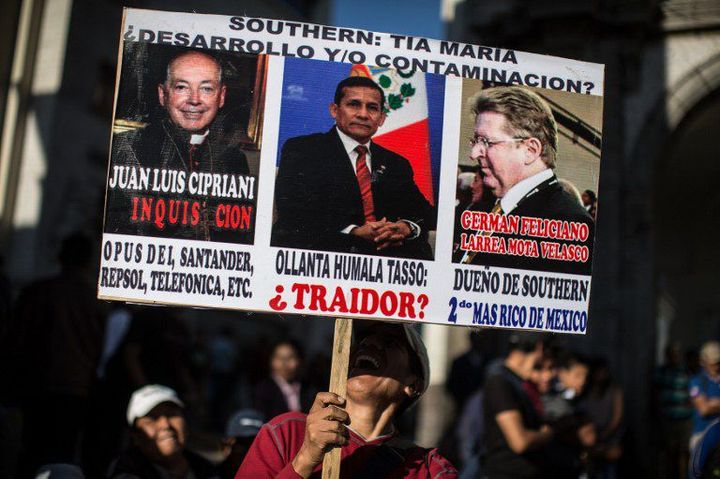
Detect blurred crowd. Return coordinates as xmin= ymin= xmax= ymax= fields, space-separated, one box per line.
xmin=443 ymin=331 xmax=623 ymax=479
xmin=0 ymin=234 xmax=328 ymax=478
xmin=0 ymin=233 xmax=719 ymax=479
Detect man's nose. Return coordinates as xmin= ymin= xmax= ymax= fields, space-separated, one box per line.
xmin=155 ymin=415 xmax=171 ymax=429
xmin=187 ymin=88 xmax=201 ymax=104
xmin=469 ymin=144 xmax=484 ymax=163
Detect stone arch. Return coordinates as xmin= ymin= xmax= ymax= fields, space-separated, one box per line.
xmin=665 ymin=52 xmax=720 ymax=131
xmin=633 ymin=51 xmax=720 ymax=165
xmin=640 ymin=51 xmax=720 ymax=353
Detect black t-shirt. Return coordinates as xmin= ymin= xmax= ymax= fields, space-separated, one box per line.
xmin=482 ymin=366 xmax=544 ymax=479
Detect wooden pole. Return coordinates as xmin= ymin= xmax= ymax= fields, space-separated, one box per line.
xmin=321 ymin=317 xmax=353 ymax=479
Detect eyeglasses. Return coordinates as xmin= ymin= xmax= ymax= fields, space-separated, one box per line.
xmin=469 ymin=136 xmax=528 ymax=150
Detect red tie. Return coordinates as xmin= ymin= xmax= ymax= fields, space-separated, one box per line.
xmin=355 ymin=145 xmax=376 ymax=223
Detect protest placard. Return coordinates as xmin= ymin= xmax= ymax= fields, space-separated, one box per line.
xmin=99 ymin=8 xmax=604 ymax=336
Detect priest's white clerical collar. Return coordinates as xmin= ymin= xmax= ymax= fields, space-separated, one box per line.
xmin=500 ymin=168 xmax=553 ymax=213
xmin=190 ymin=129 xmax=209 ymax=145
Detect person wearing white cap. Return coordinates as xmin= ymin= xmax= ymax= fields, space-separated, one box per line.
xmin=108 ymin=384 xmax=218 ymax=479
xmin=689 ymin=341 xmax=720 ymax=450
xmin=236 ymin=322 xmax=457 ymax=478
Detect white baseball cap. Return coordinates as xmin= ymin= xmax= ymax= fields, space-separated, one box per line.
xmin=126 ymin=384 xmax=184 ymax=426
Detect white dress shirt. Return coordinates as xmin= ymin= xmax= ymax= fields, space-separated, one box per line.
xmin=334 ymin=127 xmax=419 ymax=238
xmin=500 ymin=168 xmax=554 ymax=214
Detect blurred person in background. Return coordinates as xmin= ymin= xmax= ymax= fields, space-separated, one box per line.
xmin=482 ymin=332 xmax=553 ymax=479
xmin=457 ymin=339 xmax=556 ymax=479
xmin=12 ymin=233 xmax=106 ymax=475
xmin=543 ymin=351 xmax=591 ymax=420
xmin=254 ymin=339 xmax=316 ymax=421
xmin=208 ymin=327 xmax=240 ymax=430
xmin=541 ymin=351 xmax=596 ymax=479
xmin=456 ymin=171 xmax=477 ymax=209
xmin=219 ymin=409 xmax=264 ymax=479
xmin=689 ymin=341 xmax=720 ymax=451
xmin=83 ymin=307 xmax=200 ymax=477
xmin=447 ymin=331 xmax=492 ymax=412
xmin=526 ymin=347 xmax=558 ymax=418
xmin=654 ymin=343 xmax=693 ymax=479
xmin=582 ymin=189 xmax=597 ymax=219
xmin=446 ymin=330 xmax=495 ymax=476
xmin=109 ymin=384 xmax=218 ymax=479
xmin=453 ymin=168 xmax=495 ymax=259
xmin=582 ymin=358 xmax=623 ymax=479
xmin=689 ymin=418 xmax=720 ymax=479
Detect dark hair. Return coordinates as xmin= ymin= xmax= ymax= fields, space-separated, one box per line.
xmin=536 ymin=345 xmax=560 ymax=369
xmin=333 ymin=76 xmax=385 ymax=108
xmin=556 ymin=350 xmax=589 ymax=370
xmin=583 ymin=189 xmax=597 ymax=203
xmin=271 ymin=338 xmax=304 ymax=361
xmin=471 ymin=86 xmax=558 ymax=168
xmin=508 ymin=331 xmax=545 ymax=353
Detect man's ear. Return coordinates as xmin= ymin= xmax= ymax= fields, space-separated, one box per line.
xmin=158 ymin=84 xmax=167 ymax=107
xmin=329 ymin=102 xmax=338 ymax=120
xmin=377 ymin=111 xmax=387 ymax=128
xmin=219 ymin=84 xmax=227 ymax=109
xmin=403 ymin=376 xmax=422 ymax=400
xmin=523 ymin=137 xmax=543 ymax=164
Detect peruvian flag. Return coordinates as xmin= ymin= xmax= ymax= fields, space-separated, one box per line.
xmin=350 ymin=65 xmax=434 ymax=205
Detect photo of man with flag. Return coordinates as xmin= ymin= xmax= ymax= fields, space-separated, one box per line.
xmin=271 ymin=59 xmax=444 ymax=260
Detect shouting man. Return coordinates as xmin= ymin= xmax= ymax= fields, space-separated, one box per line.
xmin=236 ymin=323 xmax=457 ymax=478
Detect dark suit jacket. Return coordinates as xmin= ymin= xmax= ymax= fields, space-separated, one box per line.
xmin=272 ymin=128 xmax=435 ymax=259
xmin=463 ymin=175 xmax=594 ymax=275
xmin=105 ymin=118 xmax=253 ymax=243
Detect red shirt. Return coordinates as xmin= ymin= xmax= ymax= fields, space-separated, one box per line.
xmin=235 ymin=412 xmax=457 ymax=479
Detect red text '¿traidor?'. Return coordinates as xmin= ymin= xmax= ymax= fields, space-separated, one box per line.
xmin=269 ymin=283 xmax=429 ymax=319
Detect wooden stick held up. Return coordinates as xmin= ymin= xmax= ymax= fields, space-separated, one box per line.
xmin=321 ymin=318 xmax=353 ymax=479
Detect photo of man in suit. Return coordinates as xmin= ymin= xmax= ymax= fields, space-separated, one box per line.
xmin=271 ymin=76 xmax=435 ymax=259
xmin=106 ymin=49 xmax=255 ymax=243
xmin=113 ymin=49 xmax=249 ymax=176
xmin=458 ymin=86 xmax=594 ymax=274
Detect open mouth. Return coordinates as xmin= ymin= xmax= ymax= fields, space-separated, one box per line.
xmin=354 ymin=354 xmax=380 ymax=371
